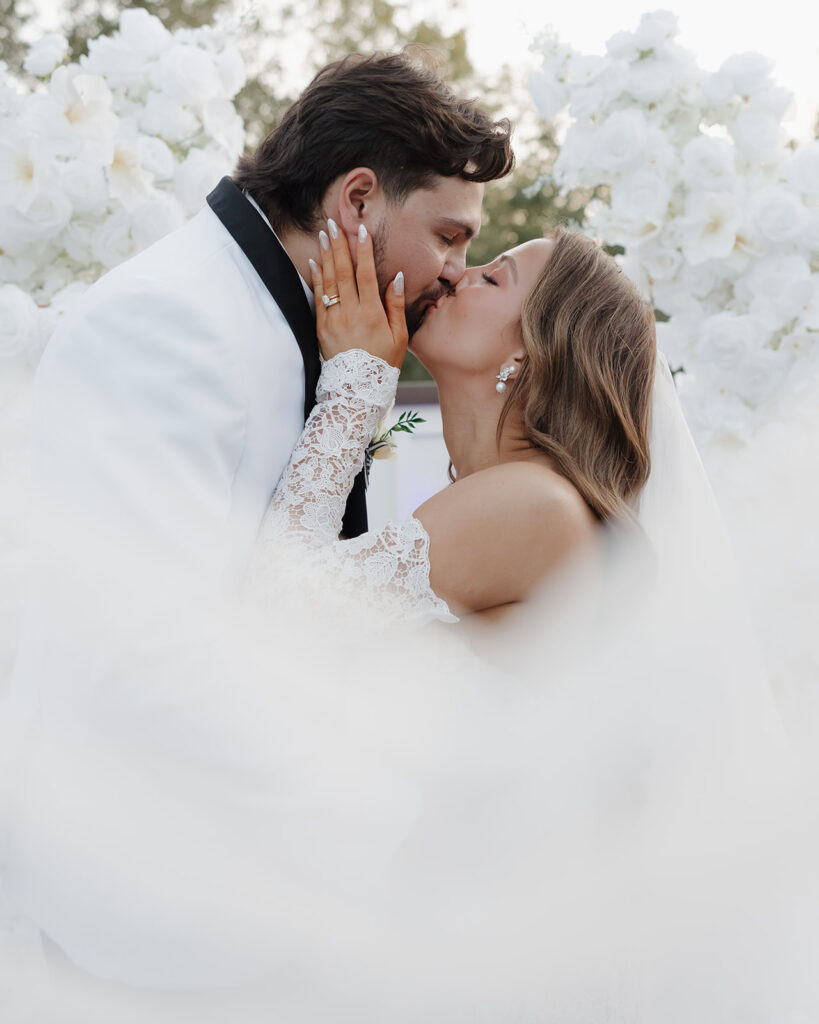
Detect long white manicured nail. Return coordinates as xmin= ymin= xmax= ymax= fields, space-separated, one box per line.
xmin=394 ymin=271 xmax=404 ymax=295
xmin=308 ymin=258 xmax=319 ymax=276
xmin=319 ymin=230 xmax=330 ymax=251
xmin=328 ymin=219 xmax=339 ymax=239
xmin=358 ymin=223 xmax=368 ymax=243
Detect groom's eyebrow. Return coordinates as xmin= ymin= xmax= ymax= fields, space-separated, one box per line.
xmin=440 ymin=217 xmax=479 ymax=240
xmin=499 ymin=254 xmax=519 ymax=284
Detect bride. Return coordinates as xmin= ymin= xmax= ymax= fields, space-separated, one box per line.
xmin=252 ymin=218 xmax=657 ymax=621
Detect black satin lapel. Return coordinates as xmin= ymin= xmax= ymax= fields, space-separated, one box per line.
xmin=206 ymin=177 xmax=320 ymax=420
xmin=207 ymin=177 xmax=368 ymax=538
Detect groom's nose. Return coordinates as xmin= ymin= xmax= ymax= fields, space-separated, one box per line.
xmin=440 ymin=248 xmax=468 ymax=289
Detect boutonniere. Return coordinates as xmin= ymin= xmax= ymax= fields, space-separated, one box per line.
xmin=363 ymin=410 xmax=425 ymax=487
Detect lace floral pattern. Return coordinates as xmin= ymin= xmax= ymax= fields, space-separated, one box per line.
xmin=248 ymin=349 xmax=456 ymax=625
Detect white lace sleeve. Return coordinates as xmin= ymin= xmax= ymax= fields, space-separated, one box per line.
xmin=249 ymin=349 xmax=456 ymax=625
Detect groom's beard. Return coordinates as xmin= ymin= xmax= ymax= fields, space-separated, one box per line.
xmin=372 ymin=223 xmax=446 ymax=338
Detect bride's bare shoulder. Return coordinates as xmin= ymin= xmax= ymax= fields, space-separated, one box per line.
xmin=414 ymin=460 xmax=597 ymax=613
xmin=451 ymin=461 xmax=594 ymax=530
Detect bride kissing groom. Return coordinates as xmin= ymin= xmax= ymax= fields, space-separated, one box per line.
xmin=9 ymin=37 xmax=786 ymax=1015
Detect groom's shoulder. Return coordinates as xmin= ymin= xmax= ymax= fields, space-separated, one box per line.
xmin=89 ymin=205 xmax=243 ymax=305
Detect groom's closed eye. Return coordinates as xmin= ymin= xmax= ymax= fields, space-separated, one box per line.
xmin=437 ymin=218 xmax=478 ymax=242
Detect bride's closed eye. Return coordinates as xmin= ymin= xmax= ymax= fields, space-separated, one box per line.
xmin=482 ymin=272 xmax=499 ymax=287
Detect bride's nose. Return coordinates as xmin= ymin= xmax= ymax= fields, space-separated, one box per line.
xmin=454 ymin=266 xmax=483 ymax=293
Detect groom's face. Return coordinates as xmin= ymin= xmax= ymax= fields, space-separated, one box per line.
xmin=372 ymin=176 xmax=484 ymax=335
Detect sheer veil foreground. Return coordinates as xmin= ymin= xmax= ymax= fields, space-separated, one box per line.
xmin=1 ymin=351 xmax=819 ymax=1024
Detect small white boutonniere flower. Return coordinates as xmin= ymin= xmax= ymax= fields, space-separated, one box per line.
xmin=363 ymin=410 xmax=425 ymax=487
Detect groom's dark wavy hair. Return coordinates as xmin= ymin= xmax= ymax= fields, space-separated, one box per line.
xmin=233 ymin=50 xmax=515 ymax=233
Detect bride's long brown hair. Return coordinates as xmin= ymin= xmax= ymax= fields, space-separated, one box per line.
xmin=499 ymin=227 xmax=656 ymax=522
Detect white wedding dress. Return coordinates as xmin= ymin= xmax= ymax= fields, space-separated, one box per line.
xmin=3 ymin=349 xmax=819 ymax=1024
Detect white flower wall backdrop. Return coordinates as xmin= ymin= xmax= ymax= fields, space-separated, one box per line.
xmin=0 ymin=9 xmax=246 ymax=369
xmin=530 ymin=10 xmax=819 ymax=721
xmin=529 ymin=9 xmax=819 ymax=449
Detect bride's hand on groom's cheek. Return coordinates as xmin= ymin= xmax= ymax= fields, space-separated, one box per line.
xmin=309 ymin=219 xmax=408 ymax=369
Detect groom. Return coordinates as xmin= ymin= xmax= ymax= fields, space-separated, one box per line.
xmin=2 ymin=55 xmax=512 ymax=988
xmin=30 ymin=51 xmax=513 ymax=589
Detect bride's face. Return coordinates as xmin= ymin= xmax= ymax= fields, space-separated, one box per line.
xmin=409 ymin=238 xmax=554 ymax=379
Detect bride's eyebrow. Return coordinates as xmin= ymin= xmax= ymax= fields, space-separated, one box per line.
xmin=498 ymin=254 xmax=519 ymax=284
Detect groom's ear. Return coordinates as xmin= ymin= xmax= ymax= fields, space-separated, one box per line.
xmin=336 ymin=167 xmax=387 ymax=237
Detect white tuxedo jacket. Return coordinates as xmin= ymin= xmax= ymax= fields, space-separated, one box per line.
xmin=32 ymin=186 xmax=320 ymax=590
xmin=3 ymin=183 xmax=396 ymax=989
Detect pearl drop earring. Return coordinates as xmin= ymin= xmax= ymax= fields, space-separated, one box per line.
xmin=495 ymin=366 xmax=515 ymax=394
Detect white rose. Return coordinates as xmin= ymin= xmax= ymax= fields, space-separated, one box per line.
xmin=681 ymin=136 xmax=737 ymax=192
xmin=605 ymin=30 xmax=640 ymax=62
xmin=719 ymin=52 xmax=773 ymax=97
xmin=695 ymin=312 xmax=766 ymax=372
xmin=0 ymin=251 xmax=35 ymax=287
xmin=139 ymin=91 xmax=200 ymax=145
xmin=778 ymin=328 xmax=817 ymax=362
xmin=47 ymin=67 xmax=118 ymax=163
xmin=61 ymin=218 xmax=98 ymax=264
xmin=0 ymin=134 xmax=57 ymax=212
xmin=84 ymin=37 xmax=149 ymax=91
xmin=138 ymin=136 xmax=176 ymax=182
xmin=0 ymin=185 xmax=72 ymax=255
xmin=643 ymin=244 xmax=682 ymax=282
xmin=610 ymin=169 xmax=672 ymax=231
xmin=731 ymin=347 xmax=789 ymax=406
xmin=529 ymin=68 xmax=569 ymax=121
xmin=92 ymin=209 xmax=137 ymax=269
xmin=174 ymin=146 xmax=232 ymax=214
xmin=61 ymin=159 xmax=109 ymax=215
xmin=215 ymin=47 xmax=246 ymax=98
xmin=23 ymin=34 xmax=69 ymax=78
xmin=677 ymin=371 xmax=755 ymax=447
xmin=568 ymin=61 xmax=628 ymax=119
xmin=106 ymin=140 xmax=154 ymax=205
xmin=203 ymin=99 xmax=244 ymax=156
xmin=152 ymin=45 xmax=220 ymax=107
xmin=748 ymin=85 xmax=794 ymax=120
xmin=0 ymin=284 xmax=40 ymax=360
xmin=785 ymin=141 xmax=819 ymax=197
xmin=650 ymin=286 xmax=703 ymax=326
xmin=632 ymin=10 xmax=678 ymax=52
xmin=117 ymin=8 xmax=173 ymax=57
xmin=625 ymin=57 xmax=674 ymax=104
xmin=552 ymin=125 xmax=596 ymax=188
xmin=702 ymin=71 xmax=736 ymax=107
xmin=590 ymin=109 xmax=648 ymax=177
xmin=130 ymin=193 xmax=186 ymax=251
xmin=728 ymin=108 xmax=784 ymax=164
xmin=747 ymin=185 xmax=810 ymax=245
xmin=681 ymin=191 xmax=742 ymax=265
xmin=734 ymin=254 xmax=812 ymax=329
